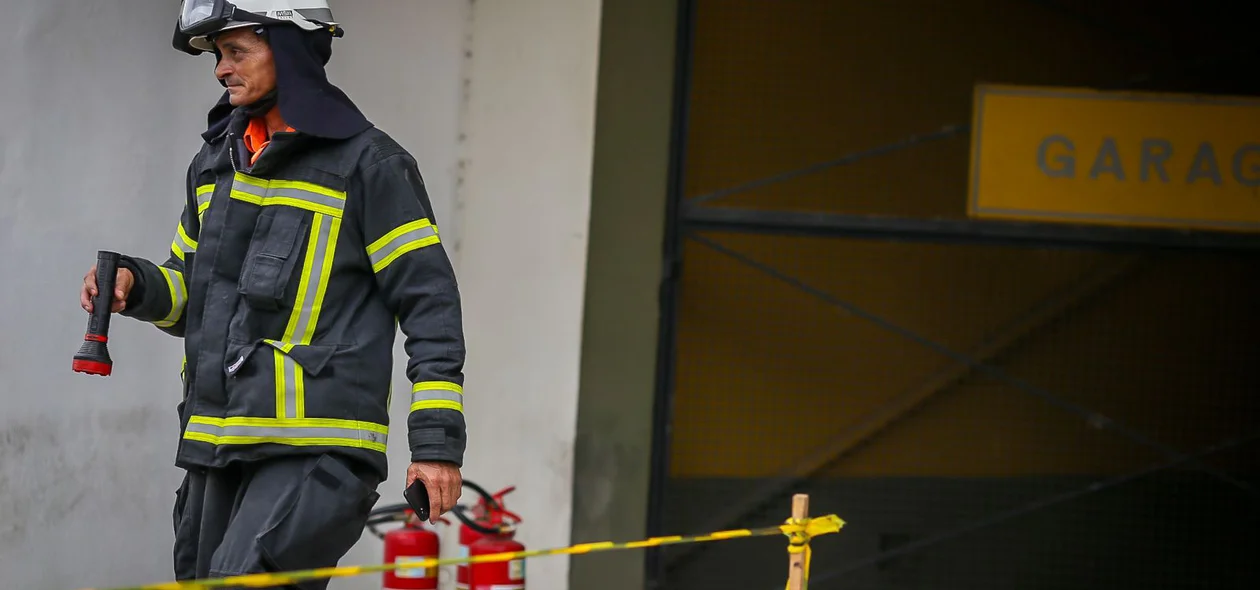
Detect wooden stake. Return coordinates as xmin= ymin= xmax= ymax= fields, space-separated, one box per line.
xmin=787 ymin=493 xmax=809 ymax=590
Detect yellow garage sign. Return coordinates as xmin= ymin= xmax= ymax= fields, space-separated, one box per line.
xmin=968 ymin=83 xmax=1260 ymax=232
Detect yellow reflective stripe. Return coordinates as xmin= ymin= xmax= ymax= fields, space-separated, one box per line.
xmin=414 ymin=381 xmax=462 ymax=394
xmin=230 ymin=172 xmax=346 ymax=218
xmin=411 ymin=381 xmax=464 ymax=414
xmin=170 ymin=222 xmax=198 ymax=261
xmin=274 ymin=348 xmax=287 ymax=418
xmin=296 ymin=365 xmax=305 ymax=417
xmin=183 ymin=416 xmax=388 ymax=453
xmin=153 ymin=267 xmax=186 ymax=328
xmin=411 ymin=399 xmax=464 ymax=413
xmin=283 ymin=215 xmax=322 ymax=343
xmin=307 ymin=218 xmax=339 ymax=340
xmin=367 ymin=219 xmax=441 ymax=273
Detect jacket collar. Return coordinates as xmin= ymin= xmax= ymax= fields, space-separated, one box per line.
xmin=212 ymin=106 xmax=321 ymax=175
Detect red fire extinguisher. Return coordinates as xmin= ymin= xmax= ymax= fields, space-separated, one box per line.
xmin=454 ymin=485 xmax=526 ymax=590
xmin=454 ymin=481 xmax=501 ymax=589
xmin=368 ymin=503 xmax=448 ymax=590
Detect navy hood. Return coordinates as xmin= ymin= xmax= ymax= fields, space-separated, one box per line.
xmin=202 ymin=25 xmax=372 ymax=142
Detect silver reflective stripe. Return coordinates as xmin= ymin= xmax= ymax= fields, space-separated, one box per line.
xmin=185 ymin=421 xmax=387 ymax=447
xmin=267 ymin=186 xmax=346 ymax=213
xmin=232 ymin=177 xmax=267 ymax=198
xmin=369 ymin=224 xmax=439 ymax=270
xmin=412 ymin=388 xmax=463 ymax=405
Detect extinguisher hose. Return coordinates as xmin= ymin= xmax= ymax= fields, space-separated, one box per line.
xmin=452 ymin=479 xmax=511 ymax=535
xmin=460 ymin=479 xmax=501 ymax=512
xmin=450 ymin=504 xmax=508 ymax=535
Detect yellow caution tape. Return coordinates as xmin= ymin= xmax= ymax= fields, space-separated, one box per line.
xmin=76 ymin=514 xmax=845 ymax=590
xmin=782 ymin=515 xmax=844 ymax=589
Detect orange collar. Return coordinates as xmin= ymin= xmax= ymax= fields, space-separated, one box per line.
xmin=243 ymin=116 xmax=295 ymax=166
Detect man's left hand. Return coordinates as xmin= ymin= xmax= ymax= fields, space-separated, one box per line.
xmin=407 ymin=461 xmax=462 ymax=524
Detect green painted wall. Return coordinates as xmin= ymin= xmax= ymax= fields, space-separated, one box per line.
xmin=568 ymin=0 xmax=679 ymax=589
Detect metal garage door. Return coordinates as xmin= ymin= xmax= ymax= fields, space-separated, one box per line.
xmin=646 ymin=2 xmax=1260 ymax=588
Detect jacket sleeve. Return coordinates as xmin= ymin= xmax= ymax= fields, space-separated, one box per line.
xmin=354 ymin=152 xmax=468 ymax=467
xmin=118 ymin=162 xmax=199 ymax=339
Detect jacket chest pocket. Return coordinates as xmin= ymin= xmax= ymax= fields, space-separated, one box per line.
xmin=238 ymin=208 xmax=310 ymax=311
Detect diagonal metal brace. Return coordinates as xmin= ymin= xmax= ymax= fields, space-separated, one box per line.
xmin=685 ymin=124 xmax=967 ymax=207
xmin=664 ymin=252 xmax=1150 ymax=572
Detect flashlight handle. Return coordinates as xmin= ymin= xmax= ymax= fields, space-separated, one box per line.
xmin=88 ymin=251 xmax=120 ymax=337
xmin=73 ymin=251 xmax=120 ymax=377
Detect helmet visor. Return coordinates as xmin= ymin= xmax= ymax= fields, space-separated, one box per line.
xmin=179 ymin=0 xmax=230 ymax=35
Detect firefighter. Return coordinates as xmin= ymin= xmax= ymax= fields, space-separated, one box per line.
xmin=77 ymin=1 xmax=467 ymax=585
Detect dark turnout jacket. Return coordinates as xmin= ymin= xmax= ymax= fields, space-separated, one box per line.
xmin=118 ymin=106 xmax=467 ymax=481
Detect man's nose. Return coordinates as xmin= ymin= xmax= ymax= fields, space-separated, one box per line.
xmin=215 ymin=60 xmax=232 ymax=81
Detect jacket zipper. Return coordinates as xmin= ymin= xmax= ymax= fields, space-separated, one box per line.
xmin=228 ymin=131 xmax=241 ymax=172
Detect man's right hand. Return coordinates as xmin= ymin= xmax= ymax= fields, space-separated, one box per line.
xmin=81 ymin=266 xmax=135 ymax=314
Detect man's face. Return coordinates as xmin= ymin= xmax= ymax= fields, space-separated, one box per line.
xmin=213 ymin=28 xmax=277 ymax=106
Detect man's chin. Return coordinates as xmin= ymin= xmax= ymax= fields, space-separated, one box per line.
xmin=226 ymin=89 xmax=252 ymax=106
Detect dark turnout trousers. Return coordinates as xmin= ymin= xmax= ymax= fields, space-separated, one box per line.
xmin=173 ymin=453 xmax=383 ymax=589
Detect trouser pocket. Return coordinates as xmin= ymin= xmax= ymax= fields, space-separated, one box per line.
xmin=256 ymin=455 xmax=381 ymax=581
xmin=171 ymin=471 xmax=199 ymax=581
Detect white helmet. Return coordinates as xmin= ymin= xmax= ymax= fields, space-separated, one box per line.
xmin=175 ymin=0 xmax=341 ymax=54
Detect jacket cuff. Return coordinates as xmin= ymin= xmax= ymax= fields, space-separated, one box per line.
xmin=115 ymin=255 xmax=151 ymax=315
xmin=408 ymin=426 xmax=465 ymax=467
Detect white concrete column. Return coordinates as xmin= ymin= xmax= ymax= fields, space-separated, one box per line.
xmin=454 ymin=1 xmax=605 ymax=590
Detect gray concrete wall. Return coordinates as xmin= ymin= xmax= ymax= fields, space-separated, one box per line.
xmin=0 ymin=1 xmax=604 ymax=589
